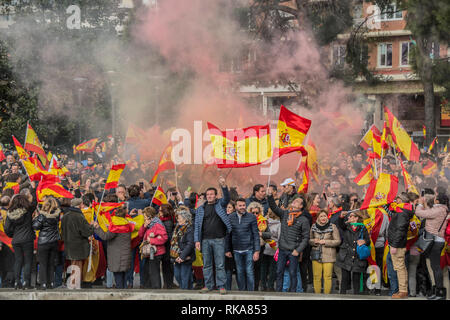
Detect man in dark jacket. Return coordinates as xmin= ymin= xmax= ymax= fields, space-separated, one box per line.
xmin=61 ymin=198 xmax=94 ymax=289
xmin=225 ymin=198 xmax=260 ymax=291
xmin=245 ymin=184 xmax=269 ymax=215
xmin=279 ymin=178 xmax=300 ymax=209
xmin=267 ymin=189 xmax=310 ymax=292
xmin=194 ymin=176 xmax=231 ymax=294
xmin=385 ymin=193 xmax=416 ymax=299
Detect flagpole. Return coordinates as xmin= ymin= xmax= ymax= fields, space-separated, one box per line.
xmin=174 ymin=163 xmax=178 ymax=191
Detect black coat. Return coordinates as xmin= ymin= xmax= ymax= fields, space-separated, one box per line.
xmin=32 ymin=209 xmax=61 ymax=245
xmin=4 ymin=207 xmax=36 ymax=245
xmin=268 ymin=195 xmax=310 ymax=253
xmin=175 ymin=224 xmax=195 ymax=263
xmin=335 ymin=216 xmax=371 ymax=273
xmin=386 ymin=204 xmax=414 ymax=248
xmin=61 ymin=207 xmax=94 ymax=261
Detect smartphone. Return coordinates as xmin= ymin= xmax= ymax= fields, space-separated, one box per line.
xmin=322 ymin=192 xmax=327 ymax=201
xmin=421 ymin=190 xmax=425 ymax=197
xmin=139 ymin=182 xmax=144 ymax=190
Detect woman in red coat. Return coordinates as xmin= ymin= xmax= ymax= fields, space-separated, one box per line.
xmin=138 ymin=206 xmax=168 ymax=289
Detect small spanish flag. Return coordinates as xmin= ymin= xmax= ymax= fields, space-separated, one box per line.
xmin=0 ymin=145 xmax=5 ymax=162
xmin=360 ymin=173 xmax=398 ymax=210
xmin=297 ymin=159 xmax=309 ymax=194
xmin=152 ymin=186 xmax=168 ymax=206
xmin=422 ymin=125 xmax=426 ymax=137
xmin=353 ymin=163 xmax=374 ymax=186
xmin=74 ymin=138 xmax=99 ymax=154
xmin=359 ymin=125 xmax=381 ymax=151
xmin=422 ymin=160 xmax=437 ymax=176
xmin=273 ymin=105 xmax=311 ymax=159
xmin=22 ymin=158 xmax=43 ymax=181
xmin=428 ymin=137 xmax=437 ymax=152
xmin=104 ymin=164 xmax=126 ymax=190
xmin=12 ymin=135 xmax=28 ymax=160
xmin=24 ymin=122 xmax=47 ymax=166
xmin=399 ymin=161 xmax=419 ymax=195
xmin=151 ymin=143 xmax=175 ymax=183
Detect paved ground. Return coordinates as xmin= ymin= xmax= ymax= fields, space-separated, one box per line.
xmin=0 ymin=288 xmax=428 ymax=300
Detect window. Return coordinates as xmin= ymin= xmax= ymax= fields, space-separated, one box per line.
xmin=379 ymin=3 xmax=402 ymax=21
xmin=378 ymin=43 xmax=392 ymax=67
xmin=332 ymin=45 xmax=346 ymax=67
xmin=400 ymin=42 xmax=413 ymax=66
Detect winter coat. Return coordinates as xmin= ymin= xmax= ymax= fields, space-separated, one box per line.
xmin=245 ymin=195 xmax=269 ymax=215
xmin=267 ymin=195 xmax=310 ymax=253
xmin=94 ymin=227 xmax=132 ymax=272
xmin=61 ymin=207 xmax=94 ymax=261
xmin=4 ymin=206 xmax=36 ymax=245
xmin=138 ymin=219 xmax=168 ymax=256
xmin=263 ymin=218 xmax=281 ymax=256
xmin=194 ymin=186 xmax=231 ymax=243
xmin=127 ymin=197 xmax=151 ymax=212
xmin=335 ymin=217 xmax=371 ymax=273
xmin=279 ymin=192 xmax=301 ymax=209
xmin=415 ymin=204 xmax=450 ymax=239
xmin=386 ymin=203 xmax=414 ymax=248
xmin=172 ymin=224 xmax=195 ymax=263
xmin=32 ymin=208 xmax=61 ymax=245
xmin=225 ymin=211 xmax=260 ymax=253
xmin=309 ymin=222 xmax=341 ymax=263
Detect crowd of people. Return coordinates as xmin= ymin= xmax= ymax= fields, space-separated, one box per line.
xmin=0 ymin=139 xmax=449 ymax=300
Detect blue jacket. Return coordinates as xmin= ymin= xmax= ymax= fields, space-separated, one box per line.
xmin=245 ymin=195 xmax=269 ymax=215
xmin=127 ymin=197 xmax=151 ymax=212
xmin=225 ymin=211 xmax=260 ymax=253
xmin=194 ymin=186 xmax=231 ymax=243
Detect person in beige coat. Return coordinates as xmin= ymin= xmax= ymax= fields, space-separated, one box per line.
xmin=309 ymin=210 xmax=341 ymax=294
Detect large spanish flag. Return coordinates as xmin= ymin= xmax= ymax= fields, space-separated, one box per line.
xmin=24 ymin=123 xmax=47 ymax=166
xmin=12 ymin=135 xmax=28 ymax=160
xmin=353 ymin=163 xmax=374 ymax=186
xmin=384 ymin=107 xmax=420 ymax=162
xmin=73 ymin=138 xmax=98 ymax=154
xmin=21 ymin=158 xmax=43 ymax=181
xmin=360 ymin=173 xmax=398 ymax=210
xmin=273 ymin=105 xmax=311 ymax=159
xmin=150 ymin=143 xmax=175 ymax=183
xmin=208 ymin=122 xmax=272 ymax=168
xmin=104 ymin=164 xmax=126 ymax=190
xmin=36 ymin=181 xmax=74 ymax=202
xmin=152 ymin=186 xmax=168 ymax=206
xmin=399 ymin=161 xmax=419 ymax=195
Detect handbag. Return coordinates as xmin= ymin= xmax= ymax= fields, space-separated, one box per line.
xmin=310 ymin=248 xmax=321 ymax=261
xmin=139 ymin=240 xmax=152 ymax=258
xmin=356 ymin=228 xmax=371 ymax=260
xmin=417 ymin=214 xmax=448 ymax=255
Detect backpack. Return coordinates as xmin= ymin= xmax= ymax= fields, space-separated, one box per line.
xmin=356 ymin=227 xmax=371 ymax=260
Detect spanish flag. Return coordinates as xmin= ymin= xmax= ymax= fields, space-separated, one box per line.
xmin=150 ymin=142 xmax=175 ymax=183
xmin=24 ymin=123 xmax=47 ymax=165
xmin=353 ymin=163 xmax=374 ymax=186
xmin=36 ymin=181 xmax=73 ymax=202
xmin=359 ymin=125 xmax=381 ymax=150
xmin=422 ymin=160 xmax=437 ymax=176
xmin=0 ymin=145 xmax=5 ymax=162
xmin=363 ymin=208 xmax=386 ymax=267
xmin=428 ymin=137 xmax=437 ymax=152
xmin=273 ymin=105 xmax=311 ymax=159
xmin=297 ymin=140 xmax=319 ymax=182
xmin=384 ymin=107 xmax=420 ymax=162
xmin=125 ymin=124 xmax=146 ymax=145
xmin=29 ymin=154 xmax=45 ymax=171
xmin=104 ymin=164 xmax=126 ymax=190
xmin=0 ymin=209 xmax=13 ymax=251
xmin=360 ymin=173 xmax=398 ymax=210
xmin=422 ymin=125 xmax=426 ymax=137
xmin=73 ymin=138 xmax=98 ymax=154
xmin=399 ymin=161 xmax=419 ymax=195
xmin=380 ymin=121 xmax=391 ymax=150
xmin=297 ymin=160 xmax=309 ymax=193
xmin=12 ymin=135 xmax=28 ymax=160
xmin=21 ymin=158 xmax=43 ymax=181
xmin=208 ymin=122 xmax=272 ymax=168
xmin=4 ymin=182 xmax=19 ymax=194
xmin=152 ymin=186 xmax=168 ymax=206
xmin=92 ymin=202 xmax=125 ymax=231
xmin=48 ymin=155 xmax=69 ymax=177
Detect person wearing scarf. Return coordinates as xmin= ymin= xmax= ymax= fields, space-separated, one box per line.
xmin=170 ymin=207 xmax=195 ymax=290
xmin=92 ymin=206 xmax=134 ymax=289
xmin=309 ymin=210 xmax=341 ymax=294
xmin=335 ymin=210 xmax=370 ymax=295
xmin=138 ymin=206 xmax=168 ymax=289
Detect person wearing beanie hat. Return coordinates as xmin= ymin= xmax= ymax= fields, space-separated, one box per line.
xmin=170 ymin=206 xmax=195 ymax=289
xmin=61 ymin=197 xmax=95 ymax=289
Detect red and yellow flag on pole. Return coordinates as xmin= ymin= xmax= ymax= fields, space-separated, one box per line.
xmin=359 ymin=125 xmax=381 ymax=151
xmin=104 ymin=164 xmax=126 ymax=190
xmin=428 ymin=137 xmax=437 ymax=152
xmin=273 ymin=105 xmax=311 ymax=159
xmin=21 ymin=158 xmax=43 ymax=181
xmin=152 ymin=186 xmax=168 ymax=206
xmin=12 ymin=135 xmax=28 ymax=160
xmin=297 ymin=140 xmax=318 ymax=182
xmin=150 ymin=143 xmax=175 ymax=183
xmin=353 ymin=163 xmax=374 ymax=186
xmin=36 ymin=182 xmax=73 ymax=202
xmin=73 ymin=138 xmax=99 ymax=154
xmin=297 ymin=160 xmax=309 ymax=194
xmin=24 ymin=123 xmax=47 ymax=166
xmin=0 ymin=145 xmax=5 ymax=162
xmin=399 ymin=161 xmax=419 ymax=195
xmin=384 ymin=107 xmax=420 ymax=162
xmin=422 ymin=160 xmax=437 ymax=176
xmin=208 ymin=122 xmax=272 ymax=168
xmin=360 ymin=173 xmax=398 ymax=210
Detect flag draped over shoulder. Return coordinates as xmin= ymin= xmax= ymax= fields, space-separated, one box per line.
xmin=104 ymin=164 xmax=126 ymax=190
xmin=353 ymin=163 xmax=374 ymax=186
xmin=152 ymin=186 xmax=168 ymax=206
xmin=73 ymin=138 xmax=98 ymax=154
xmin=150 ymin=143 xmax=175 ymax=183
xmin=12 ymin=135 xmax=28 ymax=160
xmin=384 ymin=107 xmax=420 ymax=162
xmin=273 ymin=105 xmax=311 ymax=159
xmin=208 ymin=122 xmax=272 ymax=168
xmin=360 ymin=173 xmax=398 ymax=210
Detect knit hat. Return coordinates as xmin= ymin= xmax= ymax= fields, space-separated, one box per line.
xmin=71 ymin=198 xmax=82 ymax=207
